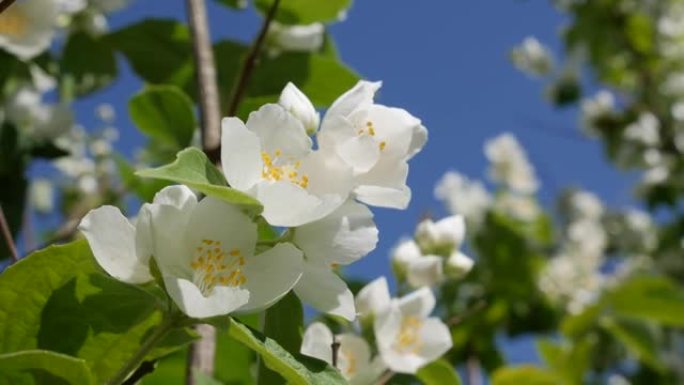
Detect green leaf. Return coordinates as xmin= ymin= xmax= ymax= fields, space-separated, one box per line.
xmin=600 ymin=317 xmax=664 ymax=372
xmin=214 ymin=0 xmax=247 ymax=9
xmin=193 ymin=373 xmax=225 ymax=385
xmin=135 ymin=148 xmax=263 ymax=215
xmin=0 ymin=240 xmax=177 ymax=383
xmin=416 ymin=359 xmax=463 ymax=385
xmin=491 ymin=365 xmax=560 ymax=385
xmin=258 ymin=292 xmax=304 ymax=385
xmin=214 ymin=314 xmax=259 ymax=385
xmin=605 ymin=276 xmax=684 ymax=327
xmin=0 ymin=350 xmax=95 ymax=385
xmin=61 ymin=31 xmax=117 ymax=96
xmin=227 ymin=318 xmax=346 ymax=385
xmin=255 ymin=0 xmax=351 ymax=25
xmin=106 ymin=19 xmax=194 ymax=87
xmin=129 ymin=85 xmax=196 ymax=148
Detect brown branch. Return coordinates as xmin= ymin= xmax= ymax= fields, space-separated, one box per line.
xmin=0 ymin=205 xmax=18 ymax=263
xmin=331 ymin=336 xmax=341 ymax=368
xmin=184 ymin=0 xmax=221 ymax=383
xmin=0 ymin=0 xmax=17 ymax=14
xmin=226 ymin=0 xmax=282 ymax=117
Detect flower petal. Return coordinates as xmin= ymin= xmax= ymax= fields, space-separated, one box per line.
xmin=325 ymin=80 xmax=381 ymax=120
xmin=246 ymin=104 xmax=312 ymax=160
xmin=355 ymin=276 xmax=391 ymax=318
xmin=337 ymin=134 xmax=381 ymax=173
xmin=354 ymin=156 xmax=410 ymax=209
xmin=79 ymin=206 xmax=152 ymax=284
xmin=152 ymin=184 xmax=198 ymax=212
xmin=221 ymin=117 xmax=263 ymax=191
xmin=279 ymin=82 xmax=320 ymax=134
xmin=301 ymin=322 xmax=334 ymax=364
xmin=406 ymin=256 xmax=444 ymax=288
xmin=164 ymin=276 xmax=249 ymax=318
xmin=299 ymin=150 xmax=353 ymax=198
xmin=293 ymin=263 xmax=356 ymax=321
xmin=237 ymin=242 xmax=303 ymax=313
xmin=144 ymin=203 xmax=194 ymax=280
xmin=294 ymin=200 xmax=378 ymax=266
xmin=408 ymin=124 xmax=428 ymax=160
xmin=338 ymin=333 xmax=372 ymax=379
xmin=348 ymin=105 xmax=415 ymax=159
xmin=398 ymin=287 xmax=436 ymax=318
xmin=417 ymin=317 xmax=453 ymax=363
xmin=256 ymin=181 xmax=343 ymax=227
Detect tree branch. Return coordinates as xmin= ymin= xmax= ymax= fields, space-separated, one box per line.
xmin=0 ymin=0 xmax=17 ymax=14
xmin=226 ymin=0 xmax=282 ymax=117
xmin=0 ymin=205 xmax=18 ymax=263
xmin=184 ymin=0 xmax=221 ymax=383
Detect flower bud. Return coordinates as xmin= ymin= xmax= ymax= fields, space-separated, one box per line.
xmin=445 ymin=251 xmax=474 ymax=279
xmin=279 ymin=82 xmax=320 ymax=135
xmin=414 ymin=215 xmax=465 ymax=255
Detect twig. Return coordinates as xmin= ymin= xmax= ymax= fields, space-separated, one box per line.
xmin=186 ymin=0 xmax=222 ymax=164
xmin=331 ymin=336 xmax=341 ymax=368
xmin=375 ymin=370 xmax=394 ymax=385
xmin=121 ymin=361 xmax=157 ymax=385
xmin=226 ymin=0 xmax=282 ymax=117
xmin=0 ymin=0 xmax=17 ymax=14
xmin=447 ymin=300 xmax=487 ymax=326
xmin=185 ymin=0 xmax=221 ymax=382
xmin=0 ymin=205 xmax=18 ymax=263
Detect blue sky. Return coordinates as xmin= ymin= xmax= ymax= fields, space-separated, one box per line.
xmin=28 ymin=0 xmax=645 ymax=365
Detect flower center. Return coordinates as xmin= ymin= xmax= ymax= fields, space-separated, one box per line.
xmin=261 ymin=148 xmax=309 ymax=189
xmin=357 ymin=121 xmax=386 ymax=151
xmin=394 ymin=315 xmax=423 ymax=353
xmin=190 ymin=239 xmax=246 ymax=296
xmin=338 ymin=347 xmax=357 ymax=378
xmin=0 ymin=7 xmax=28 ymax=37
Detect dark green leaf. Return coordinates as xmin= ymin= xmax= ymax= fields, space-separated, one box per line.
xmin=135 ymin=148 xmax=263 ymax=215
xmin=129 ymin=85 xmax=196 ymax=148
xmin=61 ymin=31 xmax=117 ymax=96
xmin=600 ymin=317 xmax=664 ymax=371
xmin=258 ymin=292 xmax=304 ymax=385
xmin=0 ymin=350 xmax=95 ymax=385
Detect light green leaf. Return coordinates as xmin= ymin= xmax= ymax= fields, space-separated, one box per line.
xmin=600 ymin=317 xmax=664 ymax=372
xmin=0 ymin=350 xmax=95 ymax=385
xmin=227 ymin=318 xmax=346 ymax=385
xmin=416 ymin=359 xmax=463 ymax=385
xmin=258 ymin=292 xmax=304 ymax=385
xmin=106 ymin=19 xmax=194 ymax=87
xmin=491 ymin=365 xmax=560 ymax=385
xmin=606 ymin=276 xmax=684 ymax=327
xmin=214 ymin=0 xmax=247 ymax=9
xmin=193 ymin=372 xmax=225 ymax=385
xmin=214 ymin=314 xmax=259 ymax=385
xmin=135 ymin=148 xmax=263 ymax=215
xmin=0 ymin=240 xmax=180 ymax=384
xmin=129 ymin=85 xmax=196 ymax=148
xmin=255 ymin=0 xmax=351 ymax=25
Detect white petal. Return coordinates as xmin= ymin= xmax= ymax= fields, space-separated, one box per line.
xmin=144 ymin=204 xmax=194 ymax=279
xmin=246 ymin=104 xmax=312 ymax=160
xmin=221 ymin=117 xmax=263 ymax=191
xmin=348 ymin=105 xmax=414 ymax=159
xmin=355 ymin=277 xmax=391 ymax=318
xmin=294 ymin=200 xmax=378 ymax=266
xmin=406 ymin=256 xmax=444 ymax=288
xmin=79 ymin=206 xmax=152 ymax=284
xmin=298 ymin=150 xmax=353 ymax=198
xmin=446 ymin=251 xmax=474 ymax=279
xmin=415 ymin=215 xmax=465 ymax=252
xmin=317 ymin=115 xmax=356 ymax=152
xmin=408 ymin=124 xmax=428 ymax=159
xmin=337 ymin=134 xmax=381 ymax=173
xmin=355 ymin=185 xmax=410 ymax=210
xmin=354 ymin=156 xmax=410 ymax=209
xmin=417 ymin=317 xmax=453 ymax=363
xmin=256 ymin=181 xmax=343 ymax=227
xmin=301 ymin=322 xmax=334 ymax=364
xmin=237 ymin=242 xmax=303 ymax=313
xmin=326 ymin=80 xmax=382 ymax=120
xmin=293 ymin=264 xmax=356 ymax=321
xmin=164 ymin=276 xmax=249 ymax=318
xmin=350 ymin=357 xmax=386 ymax=385
xmin=338 ymin=333 xmax=372 ymax=380
xmin=398 ymin=287 xmax=436 ymax=318
xmin=279 ymin=82 xmax=320 ymax=135
xmin=152 ymin=184 xmax=198 ymax=212
xmin=0 ymin=0 xmax=58 ymax=60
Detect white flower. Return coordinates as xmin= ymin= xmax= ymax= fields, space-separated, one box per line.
xmin=301 ymin=322 xmax=385 ymax=384
xmin=580 ymin=90 xmax=615 ymax=136
xmin=405 ymin=255 xmax=444 ymax=288
xmin=355 ymin=277 xmax=391 ymax=319
xmin=484 ymin=133 xmax=539 ymax=194
xmin=445 ymin=251 xmax=474 ymax=279
xmin=266 ymin=22 xmax=324 ymax=54
xmin=221 ymin=103 xmax=353 ymax=227
xmin=374 ymin=288 xmax=452 ymax=373
xmin=567 ymin=218 xmax=607 ymax=256
xmin=4 ymin=87 xmax=73 ymax=142
xmin=318 ymin=80 xmax=428 ymax=209
xmin=80 ymin=185 xmax=304 ymax=318
xmin=279 ymin=82 xmax=320 ymax=135
xmin=30 ymin=178 xmax=54 ymax=214
xmin=414 ymin=215 xmax=465 ymax=254
xmin=494 ymin=193 xmax=539 ymax=222
xmin=292 ymin=200 xmax=378 ymax=320
xmin=624 ymin=112 xmax=660 ymax=146
xmin=568 ymin=190 xmax=603 ymax=220
xmin=434 ymin=171 xmax=491 ymax=221
xmin=390 ymin=239 xmax=422 ymax=277
xmin=511 ymin=36 xmax=554 ymax=77
xmin=0 ymin=0 xmax=59 ymax=60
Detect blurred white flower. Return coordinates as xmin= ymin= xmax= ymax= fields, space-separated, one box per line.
xmin=355 ymin=277 xmax=391 ymax=319
xmin=30 ymin=178 xmax=54 ymax=214
xmin=511 ymin=36 xmax=554 ymax=77
xmin=266 ymin=22 xmax=324 ymax=54
xmin=4 ymin=88 xmax=73 ymax=142
xmin=624 ymin=113 xmax=660 ymax=146
xmin=434 ymin=171 xmax=491 ymax=222
xmin=580 ymin=90 xmax=615 ymax=136
xmin=484 ymin=133 xmax=539 ymax=194
xmin=568 ymin=190 xmax=604 ymax=220
xmin=96 ymin=103 xmax=116 ymax=123
xmin=494 ymin=193 xmax=539 ymax=222
xmin=0 ymin=0 xmax=59 ymax=60
xmin=414 ymin=215 xmax=465 ymax=254
xmin=445 ymin=251 xmax=474 ymax=279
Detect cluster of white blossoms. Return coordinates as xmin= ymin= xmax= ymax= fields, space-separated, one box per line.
xmin=434 ymin=172 xmax=491 ymax=224
xmin=391 ymin=215 xmax=474 ymax=288
xmin=0 ymin=0 xmax=129 ymax=60
xmin=539 ymin=190 xmax=607 ymax=314
xmin=80 ymin=80 xmax=427 ymax=320
xmin=579 ymin=90 xmax=616 ymax=136
xmin=301 ymin=277 xmax=452 ymax=382
xmin=510 ymin=36 xmax=555 ymax=78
